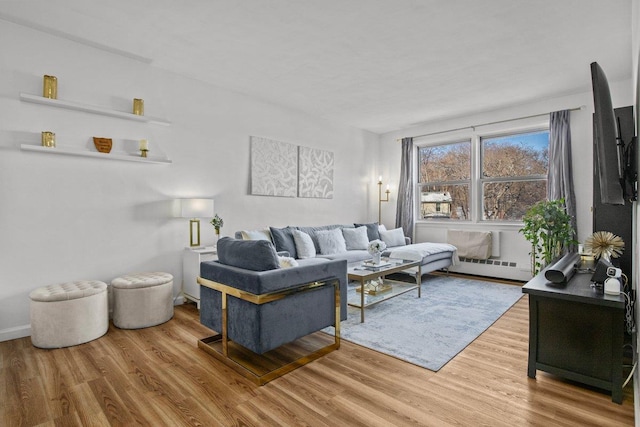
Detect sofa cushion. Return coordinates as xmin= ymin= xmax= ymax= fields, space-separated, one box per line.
xmin=297 ymin=224 xmax=349 ymax=253
xmin=354 ymin=222 xmax=380 ymax=241
xmin=269 ymin=226 xmax=297 ymax=259
xmin=342 ymin=226 xmax=369 ymax=250
xmin=380 ymin=227 xmax=407 ymax=247
xmin=316 ymin=228 xmax=347 ymax=255
xmin=292 ymin=230 xmax=316 ymax=259
xmin=217 ymin=237 xmax=280 ymax=271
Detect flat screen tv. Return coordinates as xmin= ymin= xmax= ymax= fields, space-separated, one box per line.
xmin=591 ymin=62 xmax=625 ymax=205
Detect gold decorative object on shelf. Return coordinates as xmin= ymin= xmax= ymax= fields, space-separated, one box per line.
xmin=41 ymin=131 xmax=55 ymax=147
xmin=93 ymin=137 xmax=113 ymax=153
xmin=43 ymin=75 xmax=57 ymax=99
xmin=139 ymin=139 xmax=149 ymax=157
xmin=584 ymin=231 xmax=624 ymax=261
xmin=133 ymin=98 xmax=144 ymax=115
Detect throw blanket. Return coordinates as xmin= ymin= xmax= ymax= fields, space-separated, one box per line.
xmin=387 ymin=242 xmax=459 ymax=265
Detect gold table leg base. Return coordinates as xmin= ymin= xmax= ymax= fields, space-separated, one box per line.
xmin=198 ymin=332 xmax=339 ymax=386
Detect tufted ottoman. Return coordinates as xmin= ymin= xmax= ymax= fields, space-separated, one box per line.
xmin=30 ymin=280 xmax=109 ymax=348
xmin=111 ymin=272 xmax=174 ymax=329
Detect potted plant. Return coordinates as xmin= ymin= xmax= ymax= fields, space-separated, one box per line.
xmin=210 ymin=214 xmax=224 ymax=240
xmin=519 ymin=199 xmax=576 ymax=276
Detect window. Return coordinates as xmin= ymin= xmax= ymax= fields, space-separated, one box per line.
xmin=417 ymin=129 xmax=549 ymax=222
xmin=418 ymin=141 xmax=471 ymax=220
xmin=481 ymin=130 xmax=548 ymax=221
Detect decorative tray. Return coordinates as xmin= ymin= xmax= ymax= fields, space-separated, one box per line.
xmin=356 ymin=282 xmax=392 ymax=295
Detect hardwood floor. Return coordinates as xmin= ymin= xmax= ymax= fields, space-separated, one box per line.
xmin=1 ymin=293 xmax=634 ymax=426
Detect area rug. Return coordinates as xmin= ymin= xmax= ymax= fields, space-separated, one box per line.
xmin=326 ymin=275 xmax=523 ymax=371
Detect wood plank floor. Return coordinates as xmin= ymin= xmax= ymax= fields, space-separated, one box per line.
xmin=0 ymin=293 xmax=634 ymax=426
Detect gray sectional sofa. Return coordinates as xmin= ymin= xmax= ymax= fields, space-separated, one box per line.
xmin=235 ymin=222 xmax=457 ymax=273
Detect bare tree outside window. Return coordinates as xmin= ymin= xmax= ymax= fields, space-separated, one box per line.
xmin=481 ymin=131 xmax=548 ymax=221
xmin=417 ymin=130 xmax=548 ymax=222
xmin=418 ymin=141 xmax=470 ymax=220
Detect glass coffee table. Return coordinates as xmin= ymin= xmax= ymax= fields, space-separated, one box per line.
xmin=347 ymin=258 xmax=422 ymax=323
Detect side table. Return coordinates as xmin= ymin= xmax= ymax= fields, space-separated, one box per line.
xmin=183 ymin=247 xmax=217 ymax=308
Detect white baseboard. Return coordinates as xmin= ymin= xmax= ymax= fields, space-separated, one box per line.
xmin=0 ymin=324 xmax=31 ymax=342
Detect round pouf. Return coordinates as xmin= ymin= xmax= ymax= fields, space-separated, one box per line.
xmin=111 ymin=272 xmax=174 ymax=329
xmin=29 ymin=280 xmax=109 ymax=349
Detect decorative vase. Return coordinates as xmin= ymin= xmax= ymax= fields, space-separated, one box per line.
xmin=43 ymin=75 xmax=57 ymax=99
xmin=41 ymin=131 xmax=55 ymax=147
xmin=372 ymin=252 xmax=382 ymax=265
xmin=133 ymin=98 xmax=144 ymax=115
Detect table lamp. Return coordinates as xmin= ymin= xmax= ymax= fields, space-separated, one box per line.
xmin=177 ymin=199 xmax=214 ymax=247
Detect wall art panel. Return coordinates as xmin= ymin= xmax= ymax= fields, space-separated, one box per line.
xmin=250 ymin=136 xmax=298 ymax=197
xmin=298 ymin=146 xmax=334 ymax=199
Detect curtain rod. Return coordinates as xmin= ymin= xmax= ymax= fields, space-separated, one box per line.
xmin=396 ymin=105 xmax=586 ymax=142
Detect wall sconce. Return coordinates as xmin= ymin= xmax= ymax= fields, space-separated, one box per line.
xmin=176 ymin=199 xmax=214 ymax=247
xmin=378 ymin=176 xmax=390 ymax=224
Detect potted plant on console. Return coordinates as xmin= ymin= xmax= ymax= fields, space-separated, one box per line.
xmin=520 ymin=199 xmax=576 ymax=276
xmin=210 ymin=213 xmax=224 ymax=244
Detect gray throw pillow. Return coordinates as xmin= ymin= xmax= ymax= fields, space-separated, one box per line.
xmin=269 ymin=226 xmax=297 ymax=259
xmin=316 ymin=228 xmax=347 ymax=255
xmin=217 ymin=237 xmax=280 ymax=271
xmin=354 ymin=222 xmax=381 ymax=241
xmin=342 ymin=226 xmax=369 ymax=250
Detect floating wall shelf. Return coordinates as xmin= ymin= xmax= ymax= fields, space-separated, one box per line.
xmin=19 ymin=93 xmax=171 ymax=126
xmin=21 ymin=144 xmax=172 ymax=164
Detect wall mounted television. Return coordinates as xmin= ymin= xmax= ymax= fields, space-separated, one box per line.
xmin=590 ymin=61 xmax=637 ymax=205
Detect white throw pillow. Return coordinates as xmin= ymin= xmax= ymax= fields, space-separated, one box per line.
xmin=342 ymin=226 xmax=369 ymax=250
xmin=378 ymin=224 xmax=387 ymax=232
xmin=240 ymin=229 xmax=271 ymax=241
xmin=292 ymin=230 xmax=316 ymax=259
xmin=278 ymin=256 xmax=299 ymax=268
xmin=316 ymin=228 xmax=347 ymax=255
xmin=380 ymin=227 xmax=406 ymax=247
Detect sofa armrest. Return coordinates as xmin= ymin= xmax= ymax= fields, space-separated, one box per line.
xmin=405 ymin=236 xmax=412 ymax=245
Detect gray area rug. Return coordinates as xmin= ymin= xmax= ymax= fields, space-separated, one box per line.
xmin=326 ymin=275 xmax=523 ymax=371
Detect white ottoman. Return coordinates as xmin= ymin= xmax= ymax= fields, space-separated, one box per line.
xmin=30 ymin=280 xmax=109 ymax=349
xmin=111 ymin=272 xmax=174 ymax=329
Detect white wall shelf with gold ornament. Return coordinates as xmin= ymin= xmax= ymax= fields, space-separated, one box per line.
xmin=20 ymin=144 xmax=172 ymax=164
xmin=19 ymin=93 xmax=171 ymax=126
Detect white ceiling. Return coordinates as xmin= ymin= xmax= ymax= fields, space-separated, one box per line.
xmin=0 ymin=0 xmax=633 ymax=134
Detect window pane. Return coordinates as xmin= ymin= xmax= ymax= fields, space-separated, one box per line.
xmin=419 ymin=141 xmax=471 ymax=183
xmin=420 ymin=185 xmax=469 ymax=220
xmin=483 ymin=180 xmax=547 ymax=220
xmin=482 ymin=131 xmax=548 ymax=178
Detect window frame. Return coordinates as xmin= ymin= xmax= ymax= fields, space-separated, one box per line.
xmin=414 ymin=124 xmax=549 ymax=224
xmin=416 ymin=139 xmax=472 ymax=221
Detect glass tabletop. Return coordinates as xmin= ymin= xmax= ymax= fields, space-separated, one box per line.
xmin=347 ymin=258 xmax=420 ymax=279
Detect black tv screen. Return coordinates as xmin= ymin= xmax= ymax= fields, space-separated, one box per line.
xmin=591 ymin=62 xmax=625 ymax=205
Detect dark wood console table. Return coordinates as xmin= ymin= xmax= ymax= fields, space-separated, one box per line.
xmin=522 ymin=270 xmax=625 ymax=403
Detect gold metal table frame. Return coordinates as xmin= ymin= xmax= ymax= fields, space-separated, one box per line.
xmin=196 ymin=276 xmax=341 ymax=385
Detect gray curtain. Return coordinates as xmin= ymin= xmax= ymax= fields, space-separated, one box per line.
xmin=395 ymin=137 xmax=414 ymax=238
xmin=547 ymin=110 xmax=577 ymax=238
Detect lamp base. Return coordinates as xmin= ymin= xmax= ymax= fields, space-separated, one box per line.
xmin=189 ymin=219 xmax=201 ymax=247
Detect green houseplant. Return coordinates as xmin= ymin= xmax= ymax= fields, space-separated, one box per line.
xmin=519 ymin=199 xmax=576 ymax=276
xmin=210 ymin=214 xmax=224 ymax=237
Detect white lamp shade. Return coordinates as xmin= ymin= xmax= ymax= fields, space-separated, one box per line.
xmin=177 ymin=199 xmax=214 ymax=218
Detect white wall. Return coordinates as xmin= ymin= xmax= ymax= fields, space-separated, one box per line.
xmin=379 ymin=78 xmax=633 ymax=280
xmin=0 ymin=22 xmax=379 ymax=341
